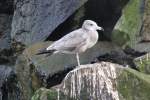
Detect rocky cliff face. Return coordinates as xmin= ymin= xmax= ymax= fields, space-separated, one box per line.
xmin=0 ymin=0 xmax=150 ymax=100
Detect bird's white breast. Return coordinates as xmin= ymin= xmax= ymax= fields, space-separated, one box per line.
xmin=86 ymin=31 xmax=99 ymax=48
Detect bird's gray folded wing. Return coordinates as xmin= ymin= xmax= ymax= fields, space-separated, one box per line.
xmin=47 ymin=29 xmax=88 ymax=52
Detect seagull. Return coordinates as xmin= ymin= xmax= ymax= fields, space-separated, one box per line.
xmin=36 ymin=20 xmax=104 ymax=67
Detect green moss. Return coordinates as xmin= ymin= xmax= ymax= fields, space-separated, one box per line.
xmin=47 ymin=89 xmax=58 ymax=100
xmin=117 ymin=68 xmax=150 ymax=100
xmin=31 ymin=88 xmax=75 ymax=100
xmin=31 ymin=88 xmax=58 ymax=100
xmin=112 ymin=0 xmax=143 ymax=47
xmin=134 ymin=54 xmax=150 ymax=74
xmin=112 ymin=30 xmax=130 ymax=47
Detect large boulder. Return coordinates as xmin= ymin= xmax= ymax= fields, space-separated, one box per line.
xmin=15 ymin=41 xmax=124 ymax=100
xmin=32 ymin=62 xmax=150 ymax=100
xmin=112 ymin=0 xmax=150 ymax=51
xmin=112 ymin=0 xmax=144 ymax=47
xmin=11 ymin=0 xmax=88 ymax=46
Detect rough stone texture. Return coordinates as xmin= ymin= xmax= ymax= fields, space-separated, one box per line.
xmin=31 ymin=62 xmax=150 ymax=100
xmin=140 ymin=0 xmax=150 ymax=42
xmin=0 ymin=65 xmax=23 ymax=100
xmin=11 ymin=0 xmax=88 ymax=46
xmin=15 ymin=54 xmax=45 ymax=100
xmin=0 ymin=14 xmax=15 ymax=65
xmin=134 ymin=53 xmax=150 ymax=74
xmin=112 ymin=0 xmax=144 ymax=47
xmin=133 ymin=42 xmax=150 ymax=52
xmin=15 ymin=41 xmax=124 ymax=100
xmin=0 ymin=14 xmax=12 ymax=50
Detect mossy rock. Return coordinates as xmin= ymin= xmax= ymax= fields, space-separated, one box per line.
xmin=112 ymin=0 xmax=143 ymax=47
xmin=31 ymin=62 xmax=150 ymax=100
xmin=134 ymin=53 xmax=150 ymax=74
xmin=31 ymin=88 xmax=59 ymax=100
xmin=117 ymin=67 xmax=150 ymax=100
xmin=31 ymin=88 xmax=73 ymax=100
xmin=15 ymin=41 xmax=123 ymax=100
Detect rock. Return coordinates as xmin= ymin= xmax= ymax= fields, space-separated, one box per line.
xmin=31 ymin=88 xmax=64 ymax=100
xmin=32 ymin=62 xmax=150 ymax=100
xmin=134 ymin=53 xmax=150 ymax=74
xmin=133 ymin=42 xmax=150 ymax=52
xmin=132 ymin=0 xmax=150 ymax=53
xmin=112 ymin=0 xmax=150 ymax=50
xmin=97 ymin=51 xmax=137 ymax=69
xmin=140 ymin=0 xmax=150 ymax=42
xmin=112 ymin=0 xmax=144 ymax=47
xmin=0 ymin=14 xmax=12 ymax=50
xmin=117 ymin=64 xmax=150 ymax=100
xmin=0 ymin=14 xmax=15 ymax=65
xmin=15 ymin=41 xmax=124 ymax=100
xmin=0 ymin=65 xmax=23 ymax=100
xmin=11 ymin=0 xmax=88 ymax=46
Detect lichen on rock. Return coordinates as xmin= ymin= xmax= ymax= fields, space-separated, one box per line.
xmin=134 ymin=53 xmax=150 ymax=74
xmin=112 ymin=0 xmax=144 ymax=47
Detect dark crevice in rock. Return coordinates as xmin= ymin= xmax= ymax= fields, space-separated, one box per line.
xmin=0 ymin=49 xmax=15 ymax=65
xmin=11 ymin=40 xmax=26 ymax=55
xmin=95 ymin=47 xmax=147 ymax=70
xmin=0 ymin=0 xmax=14 ymax=14
xmin=46 ymin=67 xmax=74 ymax=88
xmin=0 ymin=0 xmax=15 ymax=65
xmin=46 ymin=0 xmax=129 ymax=41
xmin=45 ymin=14 xmax=76 ymax=41
xmin=123 ymin=46 xmax=147 ymax=58
xmin=96 ymin=52 xmax=137 ymax=70
xmin=0 ymin=66 xmax=23 ymax=100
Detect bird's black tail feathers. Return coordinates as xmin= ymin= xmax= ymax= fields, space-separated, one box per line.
xmin=36 ymin=48 xmax=56 ymax=57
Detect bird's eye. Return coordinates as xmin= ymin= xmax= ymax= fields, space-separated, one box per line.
xmin=89 ymin=23 xmax=93 ymax=26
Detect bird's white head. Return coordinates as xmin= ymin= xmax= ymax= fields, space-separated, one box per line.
xmin=82 ymin=20 xmax=104 ymax=31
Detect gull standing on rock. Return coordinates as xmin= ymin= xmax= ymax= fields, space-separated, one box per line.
xmin=36 ymin=20 xmax=104 ymax=67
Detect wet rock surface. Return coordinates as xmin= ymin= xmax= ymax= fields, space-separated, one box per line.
xmin=32 ymin=62 xmax=150 ymax=100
